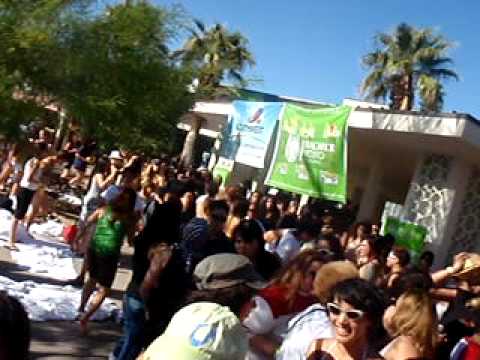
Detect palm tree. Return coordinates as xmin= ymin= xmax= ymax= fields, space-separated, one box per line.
xmin=361 ymin=23 xmax=458 ymax=112
xmin=175 ymin=19 xmax=255 ymax=96
xmin=176 ymin=20 xmax=255 ymax=167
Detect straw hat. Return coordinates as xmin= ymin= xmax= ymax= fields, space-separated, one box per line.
xmin=455 ymin=253 xmax=480 ymax=284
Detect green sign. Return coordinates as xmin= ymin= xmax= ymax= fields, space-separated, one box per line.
xmin=384 ymin=217 xmax=428 ymax=258
xmin=212 ymin=157 xmax=234 ymax=187
xmin=265 ymin=104 xmax=351 ymax=202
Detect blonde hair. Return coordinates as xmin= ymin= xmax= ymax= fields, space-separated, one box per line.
xmin=390 ymin=289 xmax=438 ymax=358
xmin=313 ymin=261 xmax=359 ymax=303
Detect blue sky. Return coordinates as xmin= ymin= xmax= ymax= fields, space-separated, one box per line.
xmin=151 ymin=1 xmax=479 ymax=117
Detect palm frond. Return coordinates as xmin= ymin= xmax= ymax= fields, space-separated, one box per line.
xmin=193 ymin=18 xmax=205 ymax=33
xmin=361 ymin=22 xmax=457 ymax=110
xmin=427 ymin=68 xmax=459 ymax=81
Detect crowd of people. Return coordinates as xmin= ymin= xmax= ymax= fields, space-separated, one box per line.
xmin=1 ymin=128 xmax=480 ymax=360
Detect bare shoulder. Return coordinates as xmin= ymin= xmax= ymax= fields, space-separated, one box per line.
xmin=382 ymin=336 xmax=421 ymax=360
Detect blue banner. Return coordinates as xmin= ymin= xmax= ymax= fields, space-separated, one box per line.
xmin=221 ymin=101 xmax=284 ymax=168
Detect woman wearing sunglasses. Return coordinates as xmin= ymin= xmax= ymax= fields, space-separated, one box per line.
xmin=307 ymin=278 xmax=385 ymax=360
xmin=242 ymin=250 xmax=327 ymax=359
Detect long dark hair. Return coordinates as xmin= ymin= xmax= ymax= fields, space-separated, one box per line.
xmin=330 ymin=278 xmax=386 ymax=337
xmin=95 ymin=157 xmax=110 ymax=177
xmin=0 ymin=292 xmax=30 ymax=360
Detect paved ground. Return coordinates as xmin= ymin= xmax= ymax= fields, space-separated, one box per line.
xmin=0 ymin=236 xmax=133 ymax=359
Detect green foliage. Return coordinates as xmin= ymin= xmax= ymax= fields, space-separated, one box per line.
xmin=361 ymin=23 xmax=458 ymax=112
xmin=174 ymin=20 xmax=255 ymax=99
xmin=0 ymin=0 xmax=195 ymax=154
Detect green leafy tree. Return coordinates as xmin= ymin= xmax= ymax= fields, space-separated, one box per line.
xmin=361 ymin=23 xmax=458 ymax=112
xmin=0 ymin=1 xmax=195 ymax=154
xmin=57 ymin=3 xmax=194 ymax=153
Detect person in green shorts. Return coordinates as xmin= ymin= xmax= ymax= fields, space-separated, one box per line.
xmin=78 ymin=187 xmax=137 ymax=334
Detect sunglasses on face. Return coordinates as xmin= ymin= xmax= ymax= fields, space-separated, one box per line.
xmin=326 ymin=302 xmax=364 ymax=321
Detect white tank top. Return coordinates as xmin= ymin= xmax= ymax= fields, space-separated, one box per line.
xmin=20 ymin=157 xmax=41 ymax=191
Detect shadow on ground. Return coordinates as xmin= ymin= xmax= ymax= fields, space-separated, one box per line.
xmin=30 ymin=320 xmax=122 ymax=359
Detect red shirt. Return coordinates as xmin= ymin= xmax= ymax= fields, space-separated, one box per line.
xmin=258 ymin=285 xmax=317 ymax=317
xmin=463 ymin=337 xmax=480 ymax=360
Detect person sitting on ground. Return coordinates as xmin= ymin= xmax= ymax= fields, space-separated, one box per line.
xmin=139 ymin=302 xmax=248 ymax=360
xmin=307 ymin=278 xmax=386 ymax=360
xmin=242 ymin=250 xmax=327 ymax=360
xmin=233 ymin=219 xmax=282 ymax=281
xmin=69 ymin=139 xmax=97 ymax=189
xmin=0 ymin=291 xmax=30 ymax=360
xmin=60 ymin=132 xmax=81 ymax=180
xmin=181 ymin=199 xmax=234 ymax=274
xmin=276 ymin=260 xmax=359 ymax=360
xmin=78 ymin=188 xmax=137 ymax=334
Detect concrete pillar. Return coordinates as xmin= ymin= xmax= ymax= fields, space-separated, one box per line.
xmin=433 ymin=158 xmax=471 ymax=267
xmin=356 ymin=158 xmax=383 ymax=222
xmin=180 ymin=115 xmax=203 ymax=168
xmin=208 ymin=136 xmax=222 ymax=171
xmin=400 ymin=154 xmax=471 ymax=268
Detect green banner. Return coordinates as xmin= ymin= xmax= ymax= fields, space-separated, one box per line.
xmin=265 ymin=104 xmax=351 ymax=202
xmin=383 ymin=217 xmax=428 ymax=259
xmin=212 ymin=157 xmax=234 ymax=187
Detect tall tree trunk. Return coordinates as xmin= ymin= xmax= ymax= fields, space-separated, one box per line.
xmin=54 ymin=108 xmax=67 ymax=151
xmin=400 ymin=74 xmax=414 ymax=111
xmin=180 ymin=114 xmax=203 ymax=168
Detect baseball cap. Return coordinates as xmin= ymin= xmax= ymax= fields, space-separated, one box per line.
xmin=141 ymin=302 xmax=248 ymax=360
xmin=109 ymin=150 xmax=123 ymax=160
xmin=193 ymin=253 xmax=266 ymax=290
